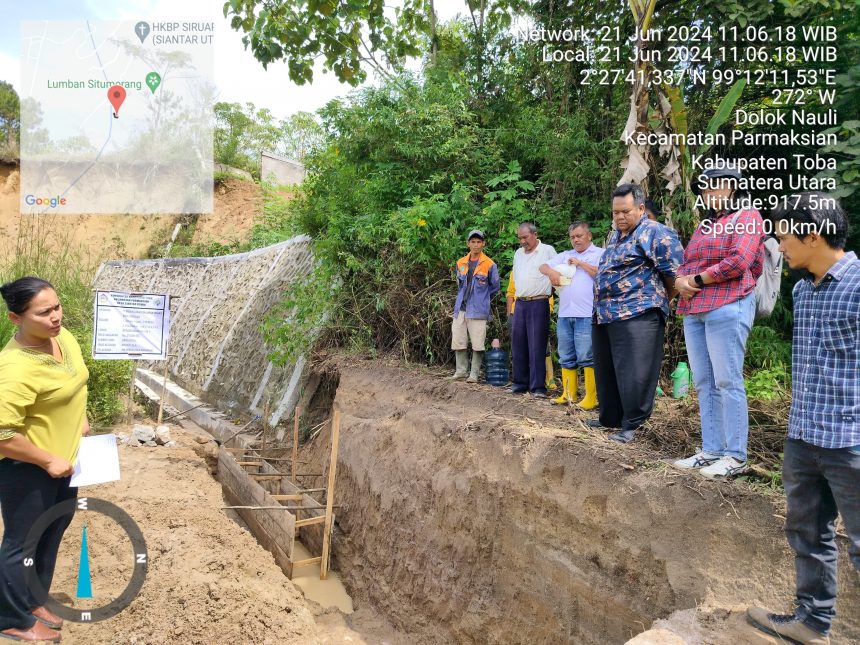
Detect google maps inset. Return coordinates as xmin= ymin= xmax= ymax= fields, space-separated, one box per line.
xmin=20 ymin=20 xmax=214 ymax=214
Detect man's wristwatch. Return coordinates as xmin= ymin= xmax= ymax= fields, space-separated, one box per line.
xmin=693 ymin=274 xmax=705 ymax=288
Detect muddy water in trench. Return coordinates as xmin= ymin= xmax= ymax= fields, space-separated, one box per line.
xmin=290 ymin=541 xmax=354 ymax=613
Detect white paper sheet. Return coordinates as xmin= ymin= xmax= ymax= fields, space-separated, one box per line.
xmin=70 ymin=434 xmax=121 ymax=487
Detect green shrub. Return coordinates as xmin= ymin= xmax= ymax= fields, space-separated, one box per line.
xmin=262 ymin=261 xmax=339 ymax=365
xmin=78 ymin=335 xmax=131 ymax=428
xmin=746 ymin=325 xmax=792 ymax=370
xmin=213 ymin=169 xmax=233 ymax=186
xmin=247 ymin=184 xmax=301 ymax=249
xmin=0 ymin=217 xmax=130 ymax=426
xmin=745 ymin=364 xmax=790 ymax=401
xmin=254 ymin=74 xmax=623 ymax=365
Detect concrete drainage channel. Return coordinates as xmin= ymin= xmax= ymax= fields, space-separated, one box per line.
xmin=136 ymin=364 xmax=860 ymax=644
xmin=134 ymin=367 xmax=358 ymax=615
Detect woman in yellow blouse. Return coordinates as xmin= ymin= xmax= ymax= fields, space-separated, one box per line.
xmin=0 ymin=277 xmax=89 ymax=643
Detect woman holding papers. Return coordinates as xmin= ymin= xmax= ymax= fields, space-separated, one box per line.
xmin=0 ymin=276 xmax=89 ymax=643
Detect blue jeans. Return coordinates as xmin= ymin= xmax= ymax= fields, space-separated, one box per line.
xmin=683 ymin=292 xmax=755 ymax=461
xmin=556 ymin=317 xmax=593 ymax=369
xmin=783 ymin=439 xmax=860 ymax=635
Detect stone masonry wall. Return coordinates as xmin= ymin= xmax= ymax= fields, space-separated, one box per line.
xmin=93 ymin=236 xmax=314 ymax=426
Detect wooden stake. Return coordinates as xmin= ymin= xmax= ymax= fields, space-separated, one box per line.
xmin=295 ymin=516 xmax=325 ymax=528
xmin=292 ymin=406 xmax=301 ymax=485
xmin=161 ymin=402 xmax=205 ymax=423
xmin=224 ymin=452 xmax=311 ymax=464
xmin=292 ymin=557 xmax=322 ymax=568
xmin=156 ymin=349 xmax=170 ymax=424
xmin=127 ymin=361 xmax=137 ymax=425
xmin=320 ymin=403 xmax=341 ymax=580
xmin=248 ymin=472 xmax=322 ymax=479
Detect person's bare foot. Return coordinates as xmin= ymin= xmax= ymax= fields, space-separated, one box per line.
xmin=0 ymin=621 xmax=61 ymax=642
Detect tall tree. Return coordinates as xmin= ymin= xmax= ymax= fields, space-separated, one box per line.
xmin=214 ymin=101 xmax=253 ymax=168
xmin=0 ymin=81 xmax=20 ymax=153
xmin=223 ymin=0 xmax=432 ymax=84
xmin=278 ymin=112 xmax=325 ymax=161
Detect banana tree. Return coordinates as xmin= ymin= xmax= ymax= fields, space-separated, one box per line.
xmin=617 ymin=0 xmax=662 ymax=190
xmin=619 ymin=0 xmax=747 ymax=235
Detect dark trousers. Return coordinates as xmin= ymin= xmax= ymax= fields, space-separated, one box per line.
xmin=0 ymin=459 xmax=77 ymax=631
xmin=592 ymin=309 xmax=665 ymax=432
xmin=511 ymin=299 xmax=550 ymax=394
xmin=783 ymin=439 xmax=860 ymax=635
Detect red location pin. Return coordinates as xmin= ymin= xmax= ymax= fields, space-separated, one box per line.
xmin=107 ymin=85 xmax=126 ymax=118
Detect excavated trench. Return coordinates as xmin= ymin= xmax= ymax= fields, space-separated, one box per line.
xmin=296 ymin=359 xmax=860 ymax=645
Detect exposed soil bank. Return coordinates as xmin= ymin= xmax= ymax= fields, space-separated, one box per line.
xmin=300 ymin=358 xmax=859 ymax=644
xmin=0 ymin=165 xmax=260 ymax=261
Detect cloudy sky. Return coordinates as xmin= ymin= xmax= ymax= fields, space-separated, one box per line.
xmin=1 ymin=0 xmax=466 ymax=120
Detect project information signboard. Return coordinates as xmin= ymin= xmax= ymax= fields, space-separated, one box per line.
xmin=93 ymin=291 xmax=170 ymax=360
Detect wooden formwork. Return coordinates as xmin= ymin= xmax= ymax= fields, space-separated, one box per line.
xmin=218 ymin=404 xmax=341 ymax=579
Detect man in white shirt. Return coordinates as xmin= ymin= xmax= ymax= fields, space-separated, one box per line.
xmin=510 ymin=222 xmax=556 ymax=397
xmin=539 ymin=222 xmax=604 ymax=408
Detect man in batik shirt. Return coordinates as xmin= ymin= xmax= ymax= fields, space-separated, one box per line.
xmin=588 ymin=184 xmax=684 ymax=443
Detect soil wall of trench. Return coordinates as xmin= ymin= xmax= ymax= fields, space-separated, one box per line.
xmin=299 ymin=360 xmax=859 ymax=645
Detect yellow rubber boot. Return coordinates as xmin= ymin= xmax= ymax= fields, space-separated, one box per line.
xmin=545 ymin=355 xmax=558 ymax=390
xmin=551 ymin=368 xmax=577 ymax=405
xmin=577 ymin=367 xmax=598 ymax=410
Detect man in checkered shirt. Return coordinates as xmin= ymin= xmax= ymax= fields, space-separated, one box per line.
xmin=747 ymin=192 xmax=859 ymax=645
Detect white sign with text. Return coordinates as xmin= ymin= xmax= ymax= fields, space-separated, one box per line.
xmin=93 ymin=291 xmax=170 ymax=360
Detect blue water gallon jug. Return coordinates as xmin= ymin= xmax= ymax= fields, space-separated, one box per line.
xmin=485 ymin=339 xmax=509 ymax=386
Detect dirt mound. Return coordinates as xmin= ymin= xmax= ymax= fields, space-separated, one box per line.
xmin=0 ymin=164 xmax=265 ymax=262
xmin=192 ymin=178 xmax=262 ymax=246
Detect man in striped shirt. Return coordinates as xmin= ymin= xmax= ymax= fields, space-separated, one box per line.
xmin=747 ymin=192 xmax=859 ymax=645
